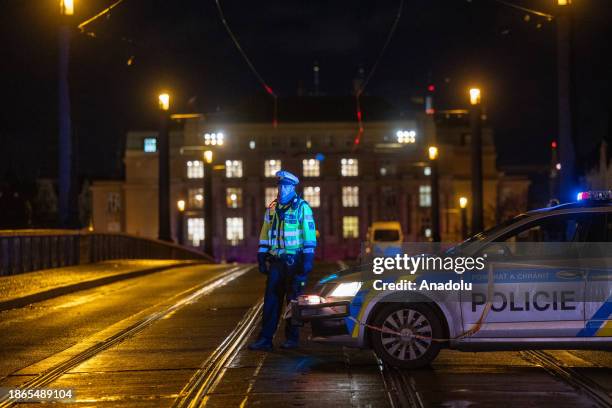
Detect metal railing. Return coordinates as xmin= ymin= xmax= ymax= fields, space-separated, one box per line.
xmin=0 ymin=230 xmax=213 ymax=276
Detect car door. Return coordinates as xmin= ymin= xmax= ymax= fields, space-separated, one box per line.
xmin=462 ymin=212 xmax=601 ymax=338
xmin=582 ymin=212 xmax=612 ymax=340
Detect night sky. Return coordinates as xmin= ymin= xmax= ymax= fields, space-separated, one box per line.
xmin=1 ymin=0 xmax=610 ymax=182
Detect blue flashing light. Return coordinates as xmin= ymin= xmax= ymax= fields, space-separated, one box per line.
xmin=315 ymin=153 xmax=325 ymax=161
xmin=319 ymin=273 xmax=338 ymax=284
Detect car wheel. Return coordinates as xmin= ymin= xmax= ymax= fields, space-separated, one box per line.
xmin=371 ymin=303 xmax=443 ymax=369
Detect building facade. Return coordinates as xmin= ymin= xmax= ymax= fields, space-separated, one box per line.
xmin=91 ymin=96 xmax=529 ymax=261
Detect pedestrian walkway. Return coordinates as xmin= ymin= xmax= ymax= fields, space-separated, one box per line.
xmin=0 ymin=260 xmax=195 ymax=311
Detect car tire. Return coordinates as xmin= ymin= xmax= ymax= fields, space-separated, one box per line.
xmin=371 ymin=303 xmax=443 ymax=369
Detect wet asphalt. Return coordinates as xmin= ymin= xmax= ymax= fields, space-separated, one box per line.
xmin=0 ymin=261 xmax=610 ymax=407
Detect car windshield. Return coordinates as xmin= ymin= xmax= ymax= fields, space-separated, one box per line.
xmin=446 ymin=214 xmax=528 ymax=255
xmin=373 ymin=229 xmax=400 ymax=242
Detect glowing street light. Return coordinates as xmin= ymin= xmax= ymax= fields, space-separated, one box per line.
xmin=428 ymin=146 xmax=439 ymax=161
xmin=459 ymin=196 xmax=469 ymax=239
xmin=469 ymin=88 xmax=484 ymax=234
xmin=469 ymin=88 xmax=481 ymax=105
xmin=429 ymin=145 xmax=440 ymax=242
xmin=557 ymin=0 xmax=570 ymax=5
xmin=60 ymin=0 xmax=74 ymax=16
xmin=176 ymin=199 xmax=186 ymax=245
xmin=158 ymin=93 xmax=170 ymax=111
xmin=204 ymin=150 xmax=213 ymax=164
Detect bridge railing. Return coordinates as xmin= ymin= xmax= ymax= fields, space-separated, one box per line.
xmin=0 ymin=230 xmax=213 ymax=276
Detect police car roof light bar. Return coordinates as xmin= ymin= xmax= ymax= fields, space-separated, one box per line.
xmin=576 ymin=190 xmax=612 ymax=201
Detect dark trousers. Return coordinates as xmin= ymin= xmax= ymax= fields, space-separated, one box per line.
xmin=260 ymin=259 xmax=303 ymax=342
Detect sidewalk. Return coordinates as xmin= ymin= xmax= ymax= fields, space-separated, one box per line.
xmin=0 ymin=260 xmax=198 ymax=311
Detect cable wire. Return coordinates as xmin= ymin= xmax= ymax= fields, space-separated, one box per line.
xmin=78 ymin=0 xmax=127 ymax=32
xmin=492 ymin=0 xmax=554 ymax=20
xmin=356 ymin=0 xmax=404 ymax=97
xmin=353 ymin=0 xmax=404 ymax=149
xmin=214 ymin=0 xmax=278 ymax=98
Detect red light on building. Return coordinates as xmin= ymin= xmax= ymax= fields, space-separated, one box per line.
xmin=428 ymin=84 xmax=435 ymax=92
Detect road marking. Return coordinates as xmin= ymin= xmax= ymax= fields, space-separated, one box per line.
xmin=238 ymin=352 xmax=267 ymax=408
xmin=0 ymin=265 xmax=254 ymax=408
xmin=172 ymin=298 xmax=264 ymax=408
xmin=521 ymin=350 xmax=612 ymax=408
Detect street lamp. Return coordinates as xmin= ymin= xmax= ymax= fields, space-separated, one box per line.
xmin=469 ymin=87 xmax=484 ymax=235
xmin=459 ymin=197 xmax=468 ymax=240
xmin=203 ymin=150 xmax=214 ymax=257
xmin=60 ymin=0 xmax=74 ymax=15
xmin=58 ymin=0 xmax=75 ymax=227
xmin=176 ymin=200 xmax=185 ymax=245
xmin=428 ymin=145 xmax=440 ymax=242
xmin=158 ymin=93 xmax=170 ymax=111
xmin=157 ymin=92 xmax=172 ymax=242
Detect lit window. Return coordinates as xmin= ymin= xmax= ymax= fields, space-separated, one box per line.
xmin=342 ymin=186 xmax=359 ymax=207
xmin=187 ymin=218 xmax=205 ymax=246
xmin=188 ymin=188 xmax=204 ymax=209
xmin=249 ymin=140 xmax=256 ymax=149
xmin=265 ymin=187 xmax=277 ymax=206
xmin=380 ymin=167 xmax=387 ymax=176
xmin=341 ymin=158 xmax=358 ymax=177
xmin=226 ymin=217 xmax=244 ymax=245
xmin=186 ymin=160 xmax=204 ymax=179
xmin=203 ymin=132 xmax=224 ymax=146
xmin=143 ymin=137 xmax=157 ymax=153
xmin=225 ymin=160 xmax=243 ymax=178
xmin=396 ymin=130 xmax=417 ymax=144
xmin=303 ymin=186 xmax=320 ymax=208
xmin=226 ymin=188 xmax=242 ymax=208
xmin=424 ymin=166 xmax=431 ymax=176
xmin=342 ymin=216 xmax=359 ymax=238
xmin=302 ymin=158 xmax=320 ymax=177
xmin=419 ymin=185 xmax=432 ymax=207
xmin=264 ymin=159 xmax=282 ymax=177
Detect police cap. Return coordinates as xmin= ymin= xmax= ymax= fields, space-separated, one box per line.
xmin=276 ymin=170 xmax=299 ymax=186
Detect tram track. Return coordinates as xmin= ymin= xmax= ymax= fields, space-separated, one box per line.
xmin=0 ymin=264 xmax=254 ymax=408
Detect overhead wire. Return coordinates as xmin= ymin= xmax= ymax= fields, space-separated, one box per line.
xmin=491 ymin=0 xmax=554 ymax=20
xmin=353 ymin=0 xmax=405 ymax=149
xmin=214 ymin=0 xmax=278 ymax=127
xmin=78 ymin=0 xmax=127 ymax=32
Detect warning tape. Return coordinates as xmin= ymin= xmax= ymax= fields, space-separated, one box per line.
xmin=326 ymin=263 xmax=496 ymax=343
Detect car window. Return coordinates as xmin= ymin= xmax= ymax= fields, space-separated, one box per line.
xmin=373 ymin=229 xmax=400 ymax=242
xmin=492 ymin=213 xmax=606 ymax=259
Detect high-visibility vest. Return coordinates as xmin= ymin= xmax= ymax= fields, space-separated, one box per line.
xmin=258 ymin=197 xmax=317 ymax=256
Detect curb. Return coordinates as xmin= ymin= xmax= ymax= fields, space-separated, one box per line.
xmin=0 ymin=261 xmax=204 ymax=312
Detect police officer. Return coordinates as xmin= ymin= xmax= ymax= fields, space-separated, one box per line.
xmin=248 ymin=170 xmax=317 ymax=351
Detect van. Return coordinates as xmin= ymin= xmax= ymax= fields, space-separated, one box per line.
xmin=365 ymin=221 xmax=403 ymax=257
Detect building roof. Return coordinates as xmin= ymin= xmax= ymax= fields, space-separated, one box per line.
xmin=207 ymin=94 xmax=407 ymax=124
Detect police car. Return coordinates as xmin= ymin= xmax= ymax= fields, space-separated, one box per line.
xmin=294 ymin=191 xmax=612 ymax=368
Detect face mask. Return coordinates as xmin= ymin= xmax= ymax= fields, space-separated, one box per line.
xmin=278 ymin=184 xmax=296 ymax=205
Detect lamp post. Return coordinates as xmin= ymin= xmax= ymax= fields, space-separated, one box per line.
xmin=203 ymin=150 xmax=214 ymax=257
xmin=556 ymin=0 xmax=576 ymax=202
xmin=459 ymin=196 xmax=468 ymax=240
xmin=157 ymin=92 xmax=172 ymax=242
xmin=428 ymin=146 xmax=440 ymax=242
xmin=58 ymin=0 xmax=74 ymax=227
xmin=176 ymin=200 xmax=185 ymax=246
xmin=469 ymin=88 xmax=484 ymax=235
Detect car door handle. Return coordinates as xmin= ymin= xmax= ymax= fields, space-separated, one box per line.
xmin=556 ymin=270 xmax=583 ymax=279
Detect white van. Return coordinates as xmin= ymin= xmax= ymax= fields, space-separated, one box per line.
xmin=365 ymin=221 xmax=403 ymax=257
